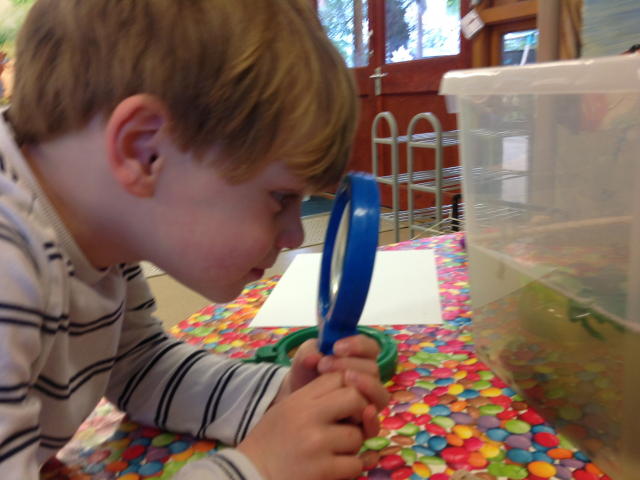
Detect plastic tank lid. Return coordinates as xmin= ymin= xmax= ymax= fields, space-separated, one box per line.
xmin=439 ymin=55 xmax=640 ymax=96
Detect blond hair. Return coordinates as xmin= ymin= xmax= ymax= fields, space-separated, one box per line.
xmin=10 ymin=0 xmax=358 ymax=190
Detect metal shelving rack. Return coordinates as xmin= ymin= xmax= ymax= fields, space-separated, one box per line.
xmin=371 ymin=112 xmax=402 ymax=242
xmin=371 ymin=111 xmax=462 ymax=242
xmin=407 ymin=113 xmax=461 ymax=238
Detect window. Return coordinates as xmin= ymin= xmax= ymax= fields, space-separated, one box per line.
xmin=318 ymin=0 xmax=370 ymax=68
xmin=501 ymin=29 xmax=538 ymax=66
xmin=386 ymin=0 xmax=460 ymax=63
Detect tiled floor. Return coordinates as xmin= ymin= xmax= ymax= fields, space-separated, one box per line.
xmin=148 ymin=225 xmax=414 ymax=330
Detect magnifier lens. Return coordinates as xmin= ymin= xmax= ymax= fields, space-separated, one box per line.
xmin=330 ymin=201 xmax=350 ymax=303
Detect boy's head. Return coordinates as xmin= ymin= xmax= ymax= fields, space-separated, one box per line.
xmin=10 ymin=0 xmax=358 ymax=191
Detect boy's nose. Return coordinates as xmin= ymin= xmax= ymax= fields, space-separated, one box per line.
xmin=276 ymin=215 xmax=304 ymax=251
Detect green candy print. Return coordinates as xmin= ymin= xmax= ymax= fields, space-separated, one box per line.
xmin=417 ymin=456 xmax=446 ymax=465
xmin=397 ymin=423 xmax=420 ymax=436
xmin=504 ymin=419 xmax=531 ymax=434
xmin=401 ymin=448 xmax=417 ymax=464
xmin=502 ymin=464 xmax=529 ymax=480
xmin=364 ymin=437 xmax=390 ymax=451
xmin=430 ymin=416 xmax=455 ymax=429
xmin=478 ymin=404 xmax=504 ymax=416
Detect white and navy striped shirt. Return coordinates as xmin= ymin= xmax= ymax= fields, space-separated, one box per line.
xmin=0 ymin=116 xmax=286 ymax=480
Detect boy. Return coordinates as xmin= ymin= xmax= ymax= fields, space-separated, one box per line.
xmin=0 ymin=0 xmax=389 ymax=479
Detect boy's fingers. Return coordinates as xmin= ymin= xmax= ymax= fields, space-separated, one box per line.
xmin=288 ymin=339 xmax=323 ymax=392
xmin=299 ymin=370 xmax=345 ymax=397
xmin=344 ymin=370 xmax=390 ymax=412
xmin=321 ymin=386 xmax=369 ymax=422
xmin=333 ymin=335 xmax=379 ymax=359
xmin=291 ymin=339 xmax=322 ymax=369
xmin=328 ymin=425 xmax=365 ymax=454
xmin=317 ymin=355 xmax=380 ymax=378
xmin=323 ymin=456 xmax=365 ymax=480
xmin=361 ymin=404 xmax=381 ymax=439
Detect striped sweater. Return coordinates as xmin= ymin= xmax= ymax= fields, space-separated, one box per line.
xmin=0 ymin=115 xmax=286 ymax=479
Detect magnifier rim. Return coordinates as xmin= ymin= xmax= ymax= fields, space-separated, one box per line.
xmin=318 ymin=173 xmax=379 ymax=354
xmin=330 ymin=201 xmax=350 ymax=303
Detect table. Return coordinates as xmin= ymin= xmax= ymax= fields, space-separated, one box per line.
xmin=41 ymin=233 xmax=611 ymax=480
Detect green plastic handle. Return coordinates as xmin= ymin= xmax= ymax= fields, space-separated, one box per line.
xmin=242 ymin=326 xmax=398 ymax=383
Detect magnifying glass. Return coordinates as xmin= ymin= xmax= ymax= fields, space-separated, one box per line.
xmin=317 ymin=172 xmax=379 ymax=354
xmin=245 ymin=172 xmax=397 ymax=382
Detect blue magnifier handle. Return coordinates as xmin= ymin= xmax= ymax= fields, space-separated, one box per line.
xmin=317 ymin=173 xmax=380 ymax=355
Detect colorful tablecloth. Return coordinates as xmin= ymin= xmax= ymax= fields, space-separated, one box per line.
xmin=41 ymin=233 xmax=611 ymax=480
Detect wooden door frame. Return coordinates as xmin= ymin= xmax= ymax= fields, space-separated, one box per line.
xmin=472 ymin=0 xmax=538 ymax=68
xmin=490 ymin=18 xmax=538 ymax=66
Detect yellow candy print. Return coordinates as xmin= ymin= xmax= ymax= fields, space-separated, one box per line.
xmin=172 ymin=447 xmax=194 ymax=462
xmin=480 ymin=387 xmax=502 ymax=397
xmin=452 ymin=425 xmax=473 ymax=439
xmin=409 ymin=403 xmax=431 ymax=415
xmin=448 ymin=384 xmax=464 ymax=395
xmin=479 ymin=443 xmax=501 ymax=459
xmin=412 ymin=462 xmax=431 ymax=478
xmin=528 ymin=461 xmax=557 ymax=478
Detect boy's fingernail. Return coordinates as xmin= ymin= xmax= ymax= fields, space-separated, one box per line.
xmin=333 ymin=341 xmax=349 ymax=355
xmin=345 ymin=370 xmax=359 ymax=384
xmin=318 ymin=356 xmax=332 ymax=372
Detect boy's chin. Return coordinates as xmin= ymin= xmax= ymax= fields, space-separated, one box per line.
xmin=203 ymin=284 xmax=247 ymax=304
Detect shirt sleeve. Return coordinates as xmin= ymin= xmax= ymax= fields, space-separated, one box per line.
xmin=175 ymin=449 xmax=266 ymax=480
xmin=0 ymin=217 xmax=48 ymax=479
xmin=104 ymin=266 xmax=289 ymax=446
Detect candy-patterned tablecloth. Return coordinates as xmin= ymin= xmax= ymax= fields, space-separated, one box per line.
xmin=41 ymin=233 xmax=611 ymax=480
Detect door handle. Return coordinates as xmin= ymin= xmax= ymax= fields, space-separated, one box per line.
xmin=369 ymin=67 xmax=388 ymax=96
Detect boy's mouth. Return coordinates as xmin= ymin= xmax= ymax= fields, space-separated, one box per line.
xmin=248 ymin=268 xmax=265 ymax=280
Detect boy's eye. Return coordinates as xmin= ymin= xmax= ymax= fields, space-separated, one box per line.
xmin=271 ymin=192 xmax=298 ymax=208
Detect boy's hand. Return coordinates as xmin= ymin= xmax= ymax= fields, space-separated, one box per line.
xmin=272 ymin=335 xmax=389 ymax=438
xmin=238 ymin=372 xmax=367 ymax=480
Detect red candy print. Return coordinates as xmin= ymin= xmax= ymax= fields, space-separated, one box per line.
xmin=388 ymin=385 xmax=407 ymax=393
xmin=431 ymin=386 xmax=450 ymax=396
xmin=399 ymin=412 xmax=416 ymax=423
xmin=573 ymin=470 xmax=599 ymax=480
xmin=533 ymin=432 xmax=560 ymax=448
xmin=425 ymin=424 xmax=447 ymax=436
xmin=142 ymin=427 xmax=161 ymax=437
xmin=381 ymin=416 xmax=407 ymax=430
xmin=441 ymin=447 xmax=471 ymax=464
xmin=122 ymin=445 xmax=145 ymax=461
xmin=491 ymin=395 xmax=513 ymax=407
xmin=458 ymin=364 xmax=477 ymax=372
xmin=379 ymin=454 xmax=405 ymax=470
xmin=524 ymin=386 xmax=546 ymax=400
xmin=463 ymin=437 xmax=483 ymax=452
xmin=390 ymin=467 xmax=414 ymax=480
xmin=519 ymin=409 xmax=545 ymax=425
xmin=423 ymin=395 xmax=439 ymax=406
xmin=415 ymin=414 xmax=432 ymax=425
xmin=432 ymin=368 xmax=454 ymax=378
xmin=497 ymin=409 xmax=519 ymax=420
xmin=491 ymin=378 xmax=508 ymax=388
xmin=431 ymin=474 xmax=451 ymax=480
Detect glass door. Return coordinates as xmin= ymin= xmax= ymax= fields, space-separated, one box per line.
xmin=316 ymin=0 xmax=471 ymax=210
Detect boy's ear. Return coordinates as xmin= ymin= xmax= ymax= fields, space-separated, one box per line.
xmin=105 ymin=95 xmax=169 ymax=198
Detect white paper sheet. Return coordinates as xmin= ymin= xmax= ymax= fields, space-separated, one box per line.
xmin=250 ymin=250 xmax=443 ymax=327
